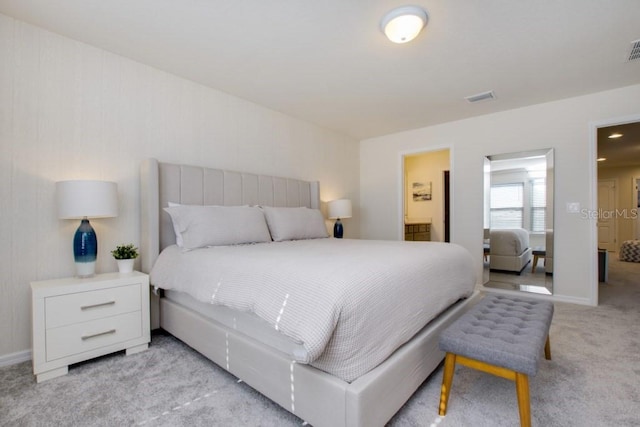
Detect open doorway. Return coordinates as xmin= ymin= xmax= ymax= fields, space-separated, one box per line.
xmin=594 ymin=119 xmax=640 ymax=305
xmin=402 ymin=149 xmax=450 ymax=242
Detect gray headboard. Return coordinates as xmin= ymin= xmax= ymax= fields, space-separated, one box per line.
xmin=140 ymin=158 xmax=321 ymax=274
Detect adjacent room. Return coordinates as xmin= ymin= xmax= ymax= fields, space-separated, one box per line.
xmin=1 ymin=1 xmax=640 ymax=426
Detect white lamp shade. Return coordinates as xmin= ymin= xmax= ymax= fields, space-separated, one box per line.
xmin=381 ymin=6 xmax=428 ymax=44
xmin=56 ymin=180 xmax=118 ymax=219
xmin=328 ymin=199 xmax=352 ymax=219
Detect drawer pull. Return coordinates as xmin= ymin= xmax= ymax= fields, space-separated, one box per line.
xmin=81 ymin=329 xmax=116 ymax=341
xmin=81 ymin=301 xmax=116 ymax=311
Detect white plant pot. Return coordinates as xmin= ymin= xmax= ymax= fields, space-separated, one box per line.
xmin=116 ymin=258 xmax=135 ymax=274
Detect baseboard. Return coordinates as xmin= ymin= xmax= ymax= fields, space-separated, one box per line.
xmin=549 ymin=293 xmax=593 ymax=306
xmin=481 ymin=285 xmax=593 ymax=306
xmin=0 ymin=349 xmax=32 ymax=367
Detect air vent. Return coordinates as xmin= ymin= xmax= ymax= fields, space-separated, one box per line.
xmin=465 ymin=90 xmax=496 ymax=104
xmin=628 ymin=39 xmax=640 ymax=62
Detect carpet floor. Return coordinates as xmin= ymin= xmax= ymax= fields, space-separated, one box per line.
xmin=1 ymin=258 xmax=639 ymax=426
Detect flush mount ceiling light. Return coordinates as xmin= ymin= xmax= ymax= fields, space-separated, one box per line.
xmin=608 ymin=133 xmax=623 ymax=139
xmin=380 ymin=6 xmax=428 ymax=44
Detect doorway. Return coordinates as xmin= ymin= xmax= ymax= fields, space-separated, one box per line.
xmin=402 ymin=149 xmax=451 ymax=242
xmin=593 ymin=118 xmax=640 ymax=305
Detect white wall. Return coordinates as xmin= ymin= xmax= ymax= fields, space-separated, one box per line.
xmin=0 ymin=14 xmax=360 ymax=360
xmin=360 ymin=83 xmax=640 ymax=306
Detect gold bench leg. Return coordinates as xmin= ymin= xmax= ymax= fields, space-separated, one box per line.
xmin=439 ymin=352 xmax=456 ymax=416
xmin=544 ymin=335 xmax=551 ymax=360
xmin=440 ymin=336 xmax=551 ymax=425
xmin=515 ymin=373 xmax=531 ymax=427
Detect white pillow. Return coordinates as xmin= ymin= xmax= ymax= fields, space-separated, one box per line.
xmin=262 ymin=206 xmax=329 ymax=242
xmin=167 ymin=202 xmax=184 ymax=246
xmin=164 ymin=205 xmax=272 ymax=249
xmin=166 ymin=202 xmax=250 ymax=247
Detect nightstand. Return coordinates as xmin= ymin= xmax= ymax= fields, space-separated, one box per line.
xmin=31 ymin=271 xmax=150 ymax=383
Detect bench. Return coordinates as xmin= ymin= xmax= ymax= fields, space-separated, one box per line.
xmin=438 ymin=295 xmax=554 ymax=427
xmin=531 ymin=247 xmax=546 ymax=273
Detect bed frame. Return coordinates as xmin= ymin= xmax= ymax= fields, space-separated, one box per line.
xmin=140 ymin=158 xmax=480 ymax=427
xmin=489 ymin=228 xmax=532 ymax=275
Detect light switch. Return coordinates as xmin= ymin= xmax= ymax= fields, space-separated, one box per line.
xmin=566 ymin=202 xmax=580 ymax=213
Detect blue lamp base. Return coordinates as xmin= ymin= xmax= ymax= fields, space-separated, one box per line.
xmin=74 ymin=217 xmax=97 ymax=277
xmin=333 ymin=219 xmax=344 ymax=238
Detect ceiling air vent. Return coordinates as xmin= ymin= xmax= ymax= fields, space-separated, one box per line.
xmin=628 ymin=39 xmax=640 ymax=62
xmin=465 ymin=90 xmax=496 ymax=104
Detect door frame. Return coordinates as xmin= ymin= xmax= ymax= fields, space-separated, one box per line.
xmin=633 ymin=176 xmax=640 ymax=239
xmin=589 ymin=113 xmax=640 ymax=306
xmin=444 ymin=170 xmax=450 ymax=242
xmin=399 ymin=145 xmax=453 ymax=242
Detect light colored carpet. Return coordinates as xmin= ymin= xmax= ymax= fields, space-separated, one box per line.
xmin=394 ymin=259 xmax=640 ymax=426
xmin=1 ymin=257 xmax=639 ymax=426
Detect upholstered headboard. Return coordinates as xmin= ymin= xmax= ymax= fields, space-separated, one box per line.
xmin=140 ymin=158 xmax=321 ymax=274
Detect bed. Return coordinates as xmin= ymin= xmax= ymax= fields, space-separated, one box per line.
xmin=489 ymin=228 xmax=532 ymax=274
xmin=140 ymin=158 xmax=480 ymax=427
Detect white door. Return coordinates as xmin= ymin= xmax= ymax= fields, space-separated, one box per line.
xmin=597 ymin=179 xmax=616 ymax=251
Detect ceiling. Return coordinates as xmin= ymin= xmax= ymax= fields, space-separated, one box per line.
xmin=1 ymin=0 xmax=639 ymax=139
xmin=598 ymin=121 xmax=640 ymax=168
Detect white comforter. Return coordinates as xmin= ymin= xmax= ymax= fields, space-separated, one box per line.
xmin=150 ymin=238 xmax=475 ymax=382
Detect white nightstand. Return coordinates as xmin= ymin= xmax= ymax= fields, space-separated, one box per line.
xmin=31 ymin=271 xmax=150 ymax=383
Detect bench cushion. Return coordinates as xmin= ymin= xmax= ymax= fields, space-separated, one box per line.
xmin=439 ymin=295 xmax=553 ymax=376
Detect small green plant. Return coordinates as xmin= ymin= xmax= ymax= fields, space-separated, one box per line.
xmin=111 ymin=243 xmax=139 ymax=260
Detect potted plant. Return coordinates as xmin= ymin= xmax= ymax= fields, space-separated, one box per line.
xmin=111 ymin=243 xmax=139 ymax=273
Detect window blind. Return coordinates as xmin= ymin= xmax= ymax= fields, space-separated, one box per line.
xmin=490 ymin=183 xmax=524 ymax=229
xmin=530 ymin=178 xmax=546 ymax=232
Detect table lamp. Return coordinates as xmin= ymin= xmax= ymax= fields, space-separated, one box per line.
xmin=56 ymin=180 xmax=118 ymax=277
xmin=328 ymin=199 xmax=352 ymax=239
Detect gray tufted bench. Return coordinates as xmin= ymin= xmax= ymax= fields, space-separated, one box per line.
xmin=438 ymin=295 xmax=554 ymax=427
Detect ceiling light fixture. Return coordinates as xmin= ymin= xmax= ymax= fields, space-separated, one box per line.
xmin=608 ymin=133 xmax=623 ymax=139
xmin=380 ymin=6 xmax=428 ymax=44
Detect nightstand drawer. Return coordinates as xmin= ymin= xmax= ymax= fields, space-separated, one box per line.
xmin=46 ymin=311 xmax=142 ymax=361
xmin=45 ymin=284 xmax=141 ymax=328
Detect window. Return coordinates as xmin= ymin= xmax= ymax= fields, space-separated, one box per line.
xmin=530 ymin=178 xmax=546 ymax=232
xmin=490 ymin=183 xmax=524 ymax=229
